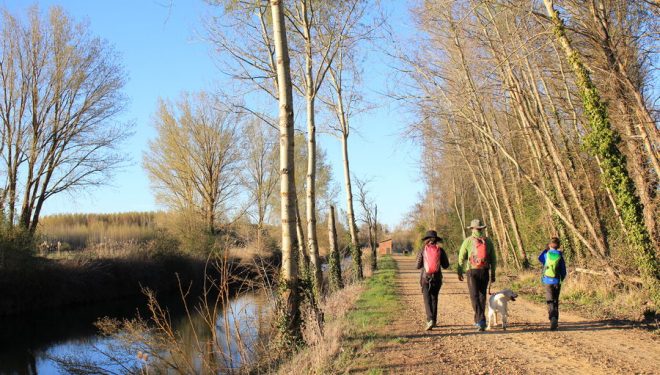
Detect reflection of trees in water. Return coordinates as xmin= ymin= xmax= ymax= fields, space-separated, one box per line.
xmin=0 ymin=295 xmax=154 ymax=375
xmin=50 ymin=290 xmax=272 ymax=374
xmin=172 ymin=293 xmax=271 ymax=371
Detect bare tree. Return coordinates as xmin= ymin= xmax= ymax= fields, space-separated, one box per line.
xmin=558 ymin=0 xmax=659 ymax=248
xmin=0 ymin=6 xmax=130 ymax=232
xmin=543 ymin=0 xmax=659 ymax=311
xmin=396 ymin=0 xmax=657 ymax=295
xmin=241 ymin=117 xmax=279 ymax=250
xmin=286 ymin=0 xmax=344 ymax=300
xmin=143 ymin=91 xmax=242 ymax=234
xmin=206 ymin=0 xmax=278 ymax=101
xmin=270 ymin=0 xmax=302 ymax=347
xmin=354 ymin=176 xmax=378 ymax=272
xmin=321 ymin=0 xmax=377 ymax=280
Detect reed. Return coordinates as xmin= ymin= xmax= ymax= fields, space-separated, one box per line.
xmin=39 ymin=212 xmax=160 ymax=250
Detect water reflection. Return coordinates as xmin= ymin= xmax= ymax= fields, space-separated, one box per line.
xmin=0 ymin=292 xmax=270 ymax=375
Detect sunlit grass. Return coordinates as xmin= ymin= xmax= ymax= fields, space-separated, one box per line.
xmin=508 ymin=269 xmax=653 ymax=320
xmin=347 ymin=256 xmax=399 ymax=331
xmin=39 ymin=212 xmax=159 ymax=249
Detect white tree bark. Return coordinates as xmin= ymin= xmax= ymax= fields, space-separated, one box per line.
xmin=270 ymin=0 xmax=300 ymax=343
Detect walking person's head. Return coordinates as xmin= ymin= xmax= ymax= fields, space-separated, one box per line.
xmin=422 ymin=230 xmax=442 ymax=246
xmin=467 ymin=219 xmax=487 ymax=237
xmin=549 ymin=237 xmax=560 ymax=250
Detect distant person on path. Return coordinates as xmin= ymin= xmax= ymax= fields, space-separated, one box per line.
xmin=416 ymin=230 xmax=449 ymax=331
xmin=538 ymin=237 xmax=567 ymax=330
xmin=457 ymin=219 xmax=497 ymax=331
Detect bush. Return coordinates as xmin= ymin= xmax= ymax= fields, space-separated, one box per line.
xmin=144 ymin=230 xmax=181 ymax=259
xmin=0 ymin=221 xmax=35 ymax=269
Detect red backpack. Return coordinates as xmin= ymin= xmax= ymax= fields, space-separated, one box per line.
xmin=423 ymin=243 xmax=441 ymax=274
xmin=469 ymin=237 xmax=489 ymax=269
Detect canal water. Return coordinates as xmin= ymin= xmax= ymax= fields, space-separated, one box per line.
xmin=0 ymin=291 xmax=270 ymax=374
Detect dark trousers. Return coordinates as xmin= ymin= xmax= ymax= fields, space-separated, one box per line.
xmin=545 ymin=284 xmax=561 ymax=320
xmin=421 ymin=277 xmax=442 ymax=323
xmin=467 ymin=268 xmax=490 ymax=324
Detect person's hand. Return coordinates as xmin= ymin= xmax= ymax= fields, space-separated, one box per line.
xmin=458 ymin=274 xmax=464 ymax=282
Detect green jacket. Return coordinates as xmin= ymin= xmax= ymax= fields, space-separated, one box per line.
xmin=456 ymin=235 xmax=497 ymax=277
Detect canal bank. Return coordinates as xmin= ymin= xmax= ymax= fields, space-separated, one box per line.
xmin=0 ymin=252 xmax=280 ymax=316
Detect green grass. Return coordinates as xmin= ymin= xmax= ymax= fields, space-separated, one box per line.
xmin=347 ymin=256 xmax=399 ymax=331
xmin=327 ymin=256 xmax=402 ymax=371
xmin=320 ymin=256 xmax=403 ymax=372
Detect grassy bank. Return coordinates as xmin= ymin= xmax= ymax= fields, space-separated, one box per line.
xmin=277 ymin=256 xmax=401 ymax=374
xmin=337 ymin=256 xmax=401 ymax=374
xmin=346 ymin=256 xmax=399 ymax=331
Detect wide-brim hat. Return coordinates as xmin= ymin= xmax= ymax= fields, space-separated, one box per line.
xmin=467 ymin=219 xmax=487 ymax=230
xmin=422 ymin=230 xmax=442 ymax=241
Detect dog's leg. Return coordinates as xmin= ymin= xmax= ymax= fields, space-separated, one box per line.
xmin=502 ymin=313 xmax=508 ymax=331
xmin=486 ymin=308 xmax=492 ymax=330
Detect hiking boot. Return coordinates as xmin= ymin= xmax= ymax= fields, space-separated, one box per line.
xmin=550 ymin=317 xmax=558 ymax=331
xmin=425 ymin=320 xmax=434 ymax=331
xmin=477 ymin=320 xmax=486 ymax=332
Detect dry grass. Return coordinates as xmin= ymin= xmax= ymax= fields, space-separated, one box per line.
xmin=227 ymin=241 xmax=275 ymax=263
xmin=44 ymin=240 xmax=145 ymax=260
xmin=277 ymin=284 xmax=364 ymax=375
xmin=507 ymin=269 xmax=655 ymax=321
xmin=39 ymin=212 xmax=159 ymax=250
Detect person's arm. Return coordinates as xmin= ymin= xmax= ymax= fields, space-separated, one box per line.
xmin=440 ymin=247 xmax=450 ymax=269
xmin=538 ymin=250 xmax=547 ymax=265
xmin=456 ymin=239 xmax=469 ymax=277
xmin=487 ymin=238 xmax=497 ymax=282
xmin=416 ymin=246 xmax=424 ymax=269
xmin=559 ymin=256 xmax=567 ymax=281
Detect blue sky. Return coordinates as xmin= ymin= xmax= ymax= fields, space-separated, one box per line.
xmin=1 ymin=0 xmax=422 ymax=228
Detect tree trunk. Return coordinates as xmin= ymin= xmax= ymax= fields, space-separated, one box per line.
xmin=582 ymin=4 xmax=657 ymax=245
xmin=328 ymin=205 xmax=343 ymax=291
xmin=300 ymin=2 xmax=323 ymax=299
xmin=452 ymin=176 xmax=467 ymax=239
xmin=270 ymin=0 xmax=301 ymax=347
xmin=371 ymin=205 xmax=378 ymax=272
xmin=206 ymin=199 xmax=215 ymax=234
xmin=588 ymin=2 xmax=660 ymax=178
xmin=340 ymin=132 xmax=362 ymax=280
xmin=305 ymin=88 xmax=322 ymax=299
xmin=296 ymin=204 xmax=309 ymax=281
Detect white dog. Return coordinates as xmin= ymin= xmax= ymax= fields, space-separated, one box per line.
xmin=486 ymin=289 xmax=518 ymax=330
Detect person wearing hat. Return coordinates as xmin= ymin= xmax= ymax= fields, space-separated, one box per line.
xmin=457 ymin=219 xmax=497 ymax=331
xmin=416 ymin=230 xmax=449 ymax=330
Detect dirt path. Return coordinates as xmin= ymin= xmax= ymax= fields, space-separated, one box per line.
xmin=349 ymin=255 xmax=659 ymax=374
